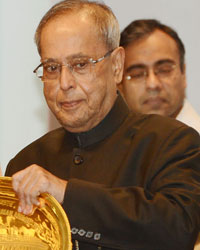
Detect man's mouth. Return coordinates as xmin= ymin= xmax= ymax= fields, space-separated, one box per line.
xmin=60 ymin=99 xmax=83 ymax=109
xmin=143 ymin=97 xmax=166 ymax=106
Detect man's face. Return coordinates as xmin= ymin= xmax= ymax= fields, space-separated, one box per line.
xmin=39 ymin=12 xmax=124 ymax=132
xmin=121 ymin=30 xmax=186 ymax=117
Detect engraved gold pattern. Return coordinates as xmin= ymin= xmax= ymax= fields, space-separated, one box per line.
xmin=0 ymin=177 xmax=72 ymax=250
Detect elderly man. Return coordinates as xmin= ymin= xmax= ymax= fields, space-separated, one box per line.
xmin=5 ymin=1 xmax=200 ymax=250
xmin=120 ymin=19 xmax=200 ymax=133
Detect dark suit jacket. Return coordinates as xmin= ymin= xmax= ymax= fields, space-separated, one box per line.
xmin=6 ymin=95 xmax=200 ymax=250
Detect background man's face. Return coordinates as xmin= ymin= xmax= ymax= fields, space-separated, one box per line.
xmin=40 ymin=12 xmax=120 ymax=133
xmin=121 ymin=29 xmax=186 ymax=117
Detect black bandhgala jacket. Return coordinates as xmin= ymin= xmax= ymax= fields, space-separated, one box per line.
xmin=6 ymin=95 xmax=200 ymax=250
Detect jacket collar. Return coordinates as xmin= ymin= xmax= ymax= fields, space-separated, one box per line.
xmin=69 ymin=94 xmax=130 ymax=148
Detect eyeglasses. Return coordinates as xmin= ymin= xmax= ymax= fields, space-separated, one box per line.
xmin=124 ymin=63 xmax=177 ymax=84
xmin=33 ymin=49 xmax=114 ymax=81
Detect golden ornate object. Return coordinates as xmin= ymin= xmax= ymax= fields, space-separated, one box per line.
xmin=0 ymin=176 xmax=72 ymax=250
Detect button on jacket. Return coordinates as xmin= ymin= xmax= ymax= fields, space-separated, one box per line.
xmin=6 ymin=95 xmax=200 ymax=250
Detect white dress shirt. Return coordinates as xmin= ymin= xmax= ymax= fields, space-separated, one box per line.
xmin=176 ymin=99 xmax=200 ymax=134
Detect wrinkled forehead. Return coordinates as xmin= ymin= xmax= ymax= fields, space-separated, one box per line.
xmin=40 ymin=12 xmax=107 ymax=60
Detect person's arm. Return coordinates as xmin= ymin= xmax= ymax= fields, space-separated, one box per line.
xmin=62 ymin=126 xmax=200 ymax=250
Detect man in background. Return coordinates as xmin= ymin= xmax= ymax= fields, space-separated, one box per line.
xmin=120 ymin=19 xmax=200 ymax=133
xmin=120 ymin=19 xmax=200 ymax=249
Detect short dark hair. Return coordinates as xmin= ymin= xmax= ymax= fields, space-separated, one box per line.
xmin=120 ymin=19 xmax=185 ymax=72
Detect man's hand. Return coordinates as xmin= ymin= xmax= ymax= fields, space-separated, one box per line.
xmin=12 ymin=164 xmax=67 ymax=215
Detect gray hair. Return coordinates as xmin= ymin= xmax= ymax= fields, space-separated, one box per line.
xmin=35 ymin=0 xmax=120 ymax=55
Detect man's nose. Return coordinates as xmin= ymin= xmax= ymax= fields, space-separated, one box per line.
xmin=145 ymin=69 xmax=162 ymax=90
xmin=60 ymin=65 xmax=77 ymax=90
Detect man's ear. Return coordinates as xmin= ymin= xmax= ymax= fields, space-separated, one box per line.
xmin=111 ymin=46 xmax=125 ymax=85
